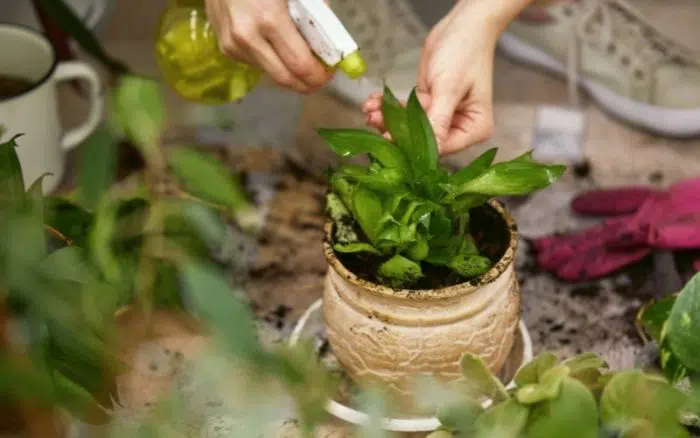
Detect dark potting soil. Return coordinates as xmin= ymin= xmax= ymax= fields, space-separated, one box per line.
xmin=335 ymin=204 xmax=511 ymax=290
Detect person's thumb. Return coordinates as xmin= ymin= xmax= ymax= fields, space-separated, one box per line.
xmin=425 ymin=87 xmax=459 ymax=150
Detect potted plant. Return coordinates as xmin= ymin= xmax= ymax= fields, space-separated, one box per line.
xmin=318 ymin=87 xmax=566 ymax=408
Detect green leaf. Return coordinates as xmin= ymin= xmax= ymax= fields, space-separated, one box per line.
xmin=658 ymin=321 xmax=689 ymax=384
xmin=111 ymin=75 xmax=165 ymax=152
xmin=447 ymin=254 xmax=491 ymax=278
xmin=449 ymin=194 xmax=491 ymax=215
xmin=168 ymin=148 xmax=253 ymax=222
xmin=44 ymin=198 xmax=94 ymax=247
xmin=0 ymin=133 xmax=26 ymax=202
xmin=600 ymin=371 xmax=689 ymax=438
xmin=89 ymin=199 xmax=121 ymax=284
xmin=636 ymin=295 xmax=677 ymax=343
xmin=449 ymin=148 xmax=498 ymax=186
xmin=619 ymin=419 xmax=657 ymax=438
xmin=180 ymin=262 xmax=263 ymax=362
xmin=561 ymin=353 xmax=608 ymax=392
xmin=514 ymin=352 xmax=559 ymax=387
xmin=352 ymin=185 xmax=383 ymax=243
xmin=39 ymin=246 xmax=98 ymax=284
xmin=474 ymin=398 xmax=529 ymax=438
xmin=376 ymin=254 xmax=423 ymax=289
xmin=338 ymin=165 xmax=407 ymax=193
xmin=34 ymin=0 xmax=128 ymax=75
xmin=180 ymin=201 xmax=227 ymax=247
xmin=326 ymin=192 xmax=352 ymax=220
xmin=76 ymin=125 xmax=119 ymax=210
xmin=326 ymin=193 xmax=361 ymax=246
xmin=516 ymin=364 xmax=570 ymax=404
xmin=334 ymin=242 xmax=382 ymax=255
xmin=437 ymin=400 xmax=483 ymax=433
xmin=452 ymin=160 xmax=566 ymax=197
xmin=317 ymin=128 xmax=411 ymax=175
xmin=51 ymin=370 xmax=104 ymax=422
xmin=525 ymin=378 xmax=599 ymax=438
xmin=405 ymin=234 xmax=429 ymax=260
xmin=666 ymin=272 xmax=700 ymax=371
xmin=381 ymin=86 xmax=412 ymax=157
xmin=459 ymin=353 xmax=509 ymax=402
xmin=405 ymin=89 xmax=439 ymax=177
xmin=562 ymin=352 xmax=608 ymax=376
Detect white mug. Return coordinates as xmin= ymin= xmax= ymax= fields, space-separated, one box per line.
xmin=0 ymin=23 xmax=103 ymax=193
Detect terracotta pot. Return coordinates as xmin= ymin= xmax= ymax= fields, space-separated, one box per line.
xmin=322 ymin=200 xmax=520 ymax=405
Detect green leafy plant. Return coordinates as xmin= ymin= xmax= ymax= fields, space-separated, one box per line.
xmin=320 ymin=87 xmax=566 ymax=289
xmin=0 ymin=75 xmax=331 ymax=438
xmin=429 ymin=352 xmax=694 ymax=438
xmin=636 ymin=271 xmax=700 ymax=390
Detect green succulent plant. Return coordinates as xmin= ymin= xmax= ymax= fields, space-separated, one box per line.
xmin=430 ymin=351 xmax=694 ymax=438
xmin=320 ymin=86 xmax=566 ymax=289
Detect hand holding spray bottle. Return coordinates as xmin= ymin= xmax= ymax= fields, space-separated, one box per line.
xmin=155 ymin=0 xmax=367 ymax=104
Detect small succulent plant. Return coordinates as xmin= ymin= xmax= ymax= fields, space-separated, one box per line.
xmin=430 ymin=351 xmax=693 ymax=438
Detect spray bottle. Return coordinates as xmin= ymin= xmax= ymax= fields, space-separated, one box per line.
xmin=155 ymin=0 xmax=367 ymax=105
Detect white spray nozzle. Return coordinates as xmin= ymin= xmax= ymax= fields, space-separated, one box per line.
xmin=288 ymin=0 xmax=359 ymax=67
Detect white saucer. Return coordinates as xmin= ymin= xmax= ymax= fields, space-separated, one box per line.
xmin=289 ymin=299 xmax=534 ymax=433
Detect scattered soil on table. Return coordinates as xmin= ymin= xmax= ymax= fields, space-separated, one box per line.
xmin=336 ymin=203 xmax=512 ymax=290
xmin=230 ymin=147 xmax=330 ymax=322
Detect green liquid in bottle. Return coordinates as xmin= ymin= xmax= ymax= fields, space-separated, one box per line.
xmin=155 ymin=0 xmax=366 ymax=104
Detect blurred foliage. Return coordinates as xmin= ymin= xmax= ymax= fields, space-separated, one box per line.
xmin=0 ymin=73 xmax=326 ymax=437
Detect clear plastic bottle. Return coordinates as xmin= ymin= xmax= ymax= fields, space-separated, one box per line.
xmin=155 ymin=0 xmax=262 ymax=105
xmin=155 ymin=0 xmax=367 ymax=105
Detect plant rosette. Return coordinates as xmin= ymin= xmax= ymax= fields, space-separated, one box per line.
xmin=318 ymin=86 xmax=566 ymax=409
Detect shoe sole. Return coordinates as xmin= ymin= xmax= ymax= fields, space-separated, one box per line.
xmin=498 ymin=32 xmax=700 ymax=137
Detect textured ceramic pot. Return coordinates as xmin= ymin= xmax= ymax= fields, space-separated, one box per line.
xmin=322 ymin=200 xmax=520 ymax=403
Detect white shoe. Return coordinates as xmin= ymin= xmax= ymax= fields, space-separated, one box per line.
xmin=499 ymin=0 xmax=700 ymax=137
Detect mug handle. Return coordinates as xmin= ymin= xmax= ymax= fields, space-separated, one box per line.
xmin=53 ymin=61 xmax=104 ymax=151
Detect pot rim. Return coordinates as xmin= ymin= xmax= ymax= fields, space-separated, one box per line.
xmin=323 ymin=199 xmax=518 ymax=300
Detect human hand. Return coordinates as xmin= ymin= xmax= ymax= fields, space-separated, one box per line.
xmin=205 ymin=0 xmax=332 ymax=92
xmin=362 ymin=1 xmax=500 ymax=155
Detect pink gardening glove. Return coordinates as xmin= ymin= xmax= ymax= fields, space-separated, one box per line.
xmin=534 ymin=178 xmax=700 ymax=282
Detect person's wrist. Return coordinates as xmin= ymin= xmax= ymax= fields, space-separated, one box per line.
xmin=452 ymin=0 xmax=533 ymax=39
